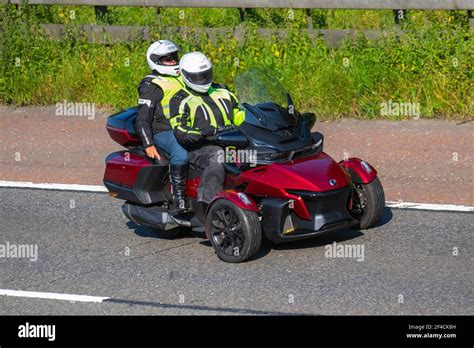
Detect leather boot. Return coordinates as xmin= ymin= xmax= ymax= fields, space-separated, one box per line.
xmin=169 ymin=164 xmax=188 ymax=214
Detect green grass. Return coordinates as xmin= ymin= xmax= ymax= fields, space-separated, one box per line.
xmin=1 ymin=3 xmax=473 ymax=120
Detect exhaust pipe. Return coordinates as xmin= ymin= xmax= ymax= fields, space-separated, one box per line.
xmin=122 ymin=202 xmax=178 ymax=230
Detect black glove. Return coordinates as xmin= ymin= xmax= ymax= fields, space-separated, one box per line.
xmin=174 ymin=129 xmax=203 ymax=149
xmin=217 ymin=125 xmax=236 ymax=133
xmin=201 ymin=126 xmax=217 ymax=137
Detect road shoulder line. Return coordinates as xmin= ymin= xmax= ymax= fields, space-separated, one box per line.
xmin=0 ymin=180 xmax=108 ymax=192
xmin=0 ymin=289 xmax=110 ymax=303
xmin=1 ymin=180 xmax=473 ymax=212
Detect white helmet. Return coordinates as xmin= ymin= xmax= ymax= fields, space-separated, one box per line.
xmin=146 ymin=40 xmax=180 ymax=76
xmin=179 ymin=52 xmax=213 ymax=93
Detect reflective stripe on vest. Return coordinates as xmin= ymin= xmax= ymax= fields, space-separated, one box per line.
xmin=173 ymin=94 xmax=202 ymax=135
xmin=174 ymin=87 xmax=237 ymax=131
xmin=150 ymin=75 xmax=185 ymax=118
xmin=179 ymin=94 xmax=218 ymax=128
xmin=208 ymin=88 xmax=234 ymax=126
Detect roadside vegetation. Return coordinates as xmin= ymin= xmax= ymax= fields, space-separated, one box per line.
xmin=1 ymin=3 xmax=472 ymax=119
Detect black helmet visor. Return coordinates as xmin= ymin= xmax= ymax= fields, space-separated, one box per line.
xmin=182 ymin=67 xmax=213 ymax=85
xmin=150 ymin=51 xmax=179 ymax=66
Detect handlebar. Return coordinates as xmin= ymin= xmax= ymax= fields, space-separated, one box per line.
xmin=216 ymin=125 xmax=237 ymax=133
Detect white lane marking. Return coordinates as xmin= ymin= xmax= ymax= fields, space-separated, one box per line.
xmin=0 ymin=289 xmax=110 ymax=303
xmin=0 ymin=181 xmax=473 ymax=212
xmin=0 ymin=181 xmax=107 ymax=192
xmin=385 ymin=201 xmax=474 ymax=212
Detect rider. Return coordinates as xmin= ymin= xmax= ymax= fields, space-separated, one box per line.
xmin=169 ymin=51 xmax=246 ymax=212
xmin=135 ymin=40 xmax=189 ymax=214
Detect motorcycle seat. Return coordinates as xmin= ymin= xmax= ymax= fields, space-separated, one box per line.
xmin=131 ymin=146 xmax=170 ymax=166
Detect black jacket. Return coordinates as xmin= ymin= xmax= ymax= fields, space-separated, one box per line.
xmin=168 ymin=83 xmax=242 ymax=150
xmin=135 ymin=73 xmax=172 ymax=148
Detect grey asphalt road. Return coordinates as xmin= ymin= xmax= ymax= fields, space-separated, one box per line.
xmin=0 ymin=188 xmax=472 ymax=315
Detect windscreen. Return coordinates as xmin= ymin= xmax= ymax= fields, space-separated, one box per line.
xmin=235 ymin=68 xmax=299 ymax=129
xmin=234 ymin=68 xmax=289 ymax=108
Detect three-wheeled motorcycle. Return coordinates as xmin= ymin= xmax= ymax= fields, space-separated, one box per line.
xmin=103 ymin=69 xmax=385 ymax=262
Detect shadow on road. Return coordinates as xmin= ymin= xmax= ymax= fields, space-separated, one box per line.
xmin=379 ymin=206 xmax=393 ymax=227
xmin=126 ymin=221 xmax=195 ymax=240
xmin=198 ymin=238 xmax=272 ymax=261
xmin=264 ymin=207 xmax=393 ymax=252
xmin=124 ymin=207 xmax=393 ymax=259
xmin=267 ymin=228 xmax=364 ymax=252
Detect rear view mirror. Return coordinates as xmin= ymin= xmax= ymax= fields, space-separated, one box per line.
xmin=302 ymin=112 xmax=316 ymax=130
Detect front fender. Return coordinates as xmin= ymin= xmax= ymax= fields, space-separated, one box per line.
xmin=338 ymin=158 xmax=378 ymax=184
xmin=206 ymin=191 xmax=259 ymax=240
xmin=208 ymin=190 xmax=259 ymax=214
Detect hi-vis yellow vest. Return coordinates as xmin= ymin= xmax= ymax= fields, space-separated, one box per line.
xmin=150 ymin=75 xmax=185 ymax=118
xmin=171 ymin=86 xmax=246 ymax=132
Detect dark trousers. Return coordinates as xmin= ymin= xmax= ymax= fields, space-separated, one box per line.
xmin=189 ymin=145 xmax=225 ymax=204
xmin=153 ymin=131 xmax=189 ymax=166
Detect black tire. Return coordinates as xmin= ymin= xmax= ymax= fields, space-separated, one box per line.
xmin=351 ymin=177 xmax=385 ymax=229
xmin=205 ymin=199 xmax=262 ymax=263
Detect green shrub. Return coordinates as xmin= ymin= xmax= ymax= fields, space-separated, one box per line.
xmin=1 ymin=3 xmax=472 ymax=119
